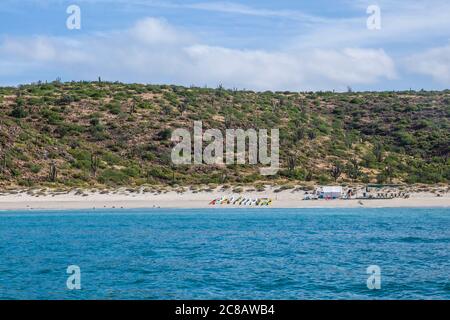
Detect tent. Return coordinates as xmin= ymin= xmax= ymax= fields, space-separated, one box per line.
xmin=320 ymin=186 xmax=343 ymax=199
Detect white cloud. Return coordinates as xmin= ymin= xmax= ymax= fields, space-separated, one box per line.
xmin=130 ymin=17 xmax=192 ymax=45
xmin=2 ymin=37 xmax=56 ymax=61
xmin=1 ymin=36 xmax=89 ymax=63
xmin=184 ymin=45 xmax=395 ymax=90
xmin=405 ymin=45 xmax=450 ymax=84
xmin=0 ymin=17 xmax=396 ymax=90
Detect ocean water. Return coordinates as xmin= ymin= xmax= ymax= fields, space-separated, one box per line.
xmin=0 ymin=208 xmax=449 ymax=300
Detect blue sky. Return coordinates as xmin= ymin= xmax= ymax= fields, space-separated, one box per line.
xmin=0 ymin=0 xmax=449 ymax=91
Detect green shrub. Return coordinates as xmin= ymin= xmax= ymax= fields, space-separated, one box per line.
xmin=157 ymin=128 xmax=172 ymax=140
xmin=102 ymin=152 xmax=121 ymax=165
xmin=29 ymin=164 xmax=42 ymax=174
xmin=122 ymin=165 xmax=140 ymax=178
xmin=107 ymin=102 xmax=122 ymax=115
xmin=98 ymin=169 xmax=129 ymax=185
xmin=69 ymin=149 xmax=91 ymax=161
xmin=40 ymin=108 xmax=63 ymax=124
xmin=10 ymin=106 xmax=28 ymax=118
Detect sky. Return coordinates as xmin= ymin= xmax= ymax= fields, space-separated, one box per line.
xmin=0 ymin=0 xmax=449 ymax=91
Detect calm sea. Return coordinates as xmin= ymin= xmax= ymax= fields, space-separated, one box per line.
xmin=0 ymin=208 xmax=449 ymax=299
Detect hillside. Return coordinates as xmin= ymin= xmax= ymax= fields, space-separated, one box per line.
xmin=0 ymin=81 xmax=449 ymax=189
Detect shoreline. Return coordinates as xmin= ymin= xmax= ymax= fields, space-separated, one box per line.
xmin=0 ymin=186 xmax=449 ymax=210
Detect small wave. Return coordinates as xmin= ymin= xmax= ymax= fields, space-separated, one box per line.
xmin=397 ymin=236 xmax=450 ymax=243
xmin=37 ymin=269 xmax=52 ymax=274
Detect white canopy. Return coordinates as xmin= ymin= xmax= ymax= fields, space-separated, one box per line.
xmin=322 ymin=186 xmax=342 ymax=193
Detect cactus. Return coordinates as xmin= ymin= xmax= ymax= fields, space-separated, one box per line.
xmin=0 ymin=146 xmax=9 ymax=174
xmin=1 ymin=154 xmax=6 ymax=174
xmin=373 ymin=142 xmax=384 ymax=162
xmin=129 ymin=101 xmax=136 ymax=114
xmin=91 ymin=153 xmax=100 ymax=177
xmin=346 ymin=158 xmax=361 ymax=182
xmin=49 ymin=161 xmax=57 ymax=182
xmin=170 ymin=164 xmax=176 ymax=183
xmin=287 ymin=154 xmax=297 ymax=172
xmin=177 ymin=101 xmax=188 ymax=115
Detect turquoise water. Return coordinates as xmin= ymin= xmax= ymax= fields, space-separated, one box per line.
xmin=0 ymin=208 xmax=449 ymax=300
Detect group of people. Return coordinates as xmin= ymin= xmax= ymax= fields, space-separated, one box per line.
xmin=303 ymin=187 xmax=411 ymax=200
xmin=209 ymin=196 xmax=272 ymax=206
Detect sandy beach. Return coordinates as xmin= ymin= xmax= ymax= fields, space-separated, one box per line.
xmin=0 ymin=185 xmax=448 ymax=210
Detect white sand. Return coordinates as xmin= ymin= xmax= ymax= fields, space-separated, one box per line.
xmin=0 ymin=186 xmax=448 ymax=210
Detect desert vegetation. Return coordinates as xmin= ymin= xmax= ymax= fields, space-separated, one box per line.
xmin=0 ymin=81 xmax=448 ymax=188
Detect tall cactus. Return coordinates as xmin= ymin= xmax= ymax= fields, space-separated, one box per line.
xmin=0 ymin=153 xmax=6 ymax=174
xmin=49 ymin=161 xmax=57 ymax=182
xmin=0 ymin=145 xmax=9 ymax=174
xmin=129 ymin=101 xmax=136 ymax=114
xmin=91 ymin=153 xmax=100 ymax=177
